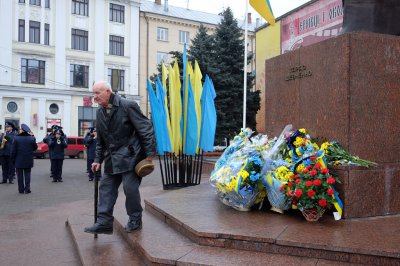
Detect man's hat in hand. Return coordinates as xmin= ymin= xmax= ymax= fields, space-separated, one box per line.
xmin=135 ymin=159 xmax=154 ymax=178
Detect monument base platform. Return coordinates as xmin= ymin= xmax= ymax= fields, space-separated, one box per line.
xmin=65 ymin=183 xmax=400 ymax=265
xmin=264 ymin=32 xmax=400 ymax=218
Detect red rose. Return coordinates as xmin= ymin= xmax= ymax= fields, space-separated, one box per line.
xmin=321 ymin=168 xmax=329 ymax=174
xmin=287 ymin=191 xmax=294 ymax=197
xmin=295 ymin=179 xmax=301 ymax=184
xmin=309 ymin=170 xmax=317 ymax=176
xmin=292 ymin=199 xmax=297 ymax=204
xmin=315 ymin=163 xmax=321 ymax=169
xmin=318 ymin=198 xmax=327 ymax=207
xmin=327 ymin=177 xmax=336 ymax=184
xmin=290 ymin=174 xmax=296 ymax=179
xmin=305 ymin=181 xmax=313 ymax=187
xmin=313 ymin=179 xmax=322 ymax=186
xmin=327 ymin=188 xmax=334 ymax=195
xmin=294 ymin=174 xmax=299 ymax=179
xmin=307 ymin=165 xmax=313 ymax=170
xmin=307 ymin=189 xmax=316 ymax=198
xmin=295 ymin=189 xmax=303 ymax=197
xmin=302 ymin=169 xmax=309 ymax=174
xmin=288 ymin=182 xmax=293 ymax=187
xmin=279 ymin=185 xmax=285 ymax=192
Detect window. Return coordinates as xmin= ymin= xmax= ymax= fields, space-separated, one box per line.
xmin=108 ymin=69 xmax=124 ymax=92
xmin=157 ymin=27 xmax=168 ymax=41
xmin=21 ymin=59 xmax=45 ymax=84
xmin=110 ymin=3 xmax=124 ymax=23
xmin=78 ymin=106 xmax=97 ymax=136
xmin=45 ymin=0 xmax=50 ymax=8
xmin=72 ymin=0 xmax=89 ymax=16
xmin=70 ymin=64 xmax=89 ymax=88
xmin=49 ymin=103 xmax=59 ymax=114
xmin=44 ymin=23 xmax=49 ymax=45
xmin=7 ymin=102 xmax=18 ymax=113
xmin=18 ymin=20 xmax=25 ymax=42
xmin=109 ymin=35 xmax=124 ymax=56
xmin=19 ymin=0 xmax=25 ymax=3
xmin=67 ymin=138 xmax=76 ymax=145
xmin=29 ymin=0 xmax=40 ymax=6
xmin=179 ymin=30 xmax=189 ymax=44
xmin=29 ymin=21 xmax=40 ymax=44
xmin=71 ymin=29 xmax=88 ymax=51
xmin=157 ymin=52 xmax=169 ymax=65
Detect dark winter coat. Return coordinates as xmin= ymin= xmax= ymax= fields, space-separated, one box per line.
xmin=95 ymin=93 xmax=156 ymax=174
xmin=0 ymin=131 xmax=16 ymax=156
xmin=84 ymin=134 xmax=97 ymax=160
xmin=11 ymin=132 xmax=38 ymax=168
xmin=48 ymin=136 xmax=68 ymax=160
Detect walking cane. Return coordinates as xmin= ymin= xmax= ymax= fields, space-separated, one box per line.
xmin=94 ymin=170 xmax=99 ymax=238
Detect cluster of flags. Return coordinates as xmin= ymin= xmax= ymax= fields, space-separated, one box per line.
xmin=147 ymin=46 xmax=217 ymax=156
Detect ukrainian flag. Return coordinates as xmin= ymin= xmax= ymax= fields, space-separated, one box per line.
xmin=250 ymin=0 xmax=275 ymax=26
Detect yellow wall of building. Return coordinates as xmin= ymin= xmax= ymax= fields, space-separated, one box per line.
xmin=255 ymin=21 xmax=281 ymax=133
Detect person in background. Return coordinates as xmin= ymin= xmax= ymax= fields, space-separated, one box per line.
xmin=84 ymin=127 xmax=100 ymax=181
xmin=11 ymin=124 xmax=37 ymax=194
xmin=48 ymin=129 xmax=68 ymax=182
xmin=0 ymin=122 xmax=17 ymax=184
xmin=84 ymin=81 xmax=155 ymax=235
xmin=43 ymin=125 xmax=59 ymax=179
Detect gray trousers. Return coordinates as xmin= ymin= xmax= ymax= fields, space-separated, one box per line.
xmin=97 ymin=170 xmax=142 ymax=225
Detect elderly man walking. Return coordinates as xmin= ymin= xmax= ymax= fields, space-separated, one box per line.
xmin=84 ymin=81 xmax=155 ymax=235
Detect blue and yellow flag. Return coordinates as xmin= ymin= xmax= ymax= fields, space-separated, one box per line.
xmin=250 ymin=0 xmax=275 ymax=26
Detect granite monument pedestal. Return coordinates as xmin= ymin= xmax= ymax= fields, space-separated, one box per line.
xmin=264 ymin=32 xmax=400 ymax=218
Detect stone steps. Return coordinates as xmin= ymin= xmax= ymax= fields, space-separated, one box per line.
xmin=114 ymin=207 xmax=355 ymax=266
xmin=65 ymin=183 xmax=400 ymax=265
xmin=143 ymin=183 xmax=400 ymax=265
xmin=66 ymin=214 xmax=145 ymax=266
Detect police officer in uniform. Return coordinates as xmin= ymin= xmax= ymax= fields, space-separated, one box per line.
xmin=11 ymin=124 xmax=37 ymax=194
xmin=48 ymin=129 xmax=68 ymax=182
xmin=0 ymin=122 xmax=17 ymax=184
xmin=84 ymin=127 xmax=100 ymax=181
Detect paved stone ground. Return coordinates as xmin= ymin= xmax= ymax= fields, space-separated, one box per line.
xmin=0 ymin=158 xmax=163 ymax=216
xmin=0 ymin=158 xmax=169 ymax=266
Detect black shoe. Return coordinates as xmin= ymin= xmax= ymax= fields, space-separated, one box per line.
xmin=84 ymin=223 xmax=113 ymax=235
xmin=1 ymin=181 xmax=7 ymax=184
xmin=125 ymin=220 xmax=142 ymax=233
xmin=52 ymin=179 xmax=57 ymax=182
xmin=19 ymin=191 xmax=24 ymax=194
xmin=58 ymin=179 xmax=63 ymax=182
xmin=9 ymin=181 xmax=14 ymax=184
xmin=25 ymin=190 xmax=31 ymax=194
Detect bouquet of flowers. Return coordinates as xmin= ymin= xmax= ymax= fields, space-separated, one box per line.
xmin=210 ymin=129 xmax=267 ymax=211
xmin=282 ymin=156 xmax=338 ymax=221
xmin=263 ymin=164 xmax=293 ymax=213
xmin=321 ymin=141 xmax=377 ymax=167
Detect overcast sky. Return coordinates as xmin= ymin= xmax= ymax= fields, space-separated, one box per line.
xmin=166 ymin=0 xmax=312 ymax=21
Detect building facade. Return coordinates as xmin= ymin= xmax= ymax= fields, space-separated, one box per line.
xmin=0 ymin=0 xmax=256 ymax=140
xmin=0 ymin=0 xmax=140 ymax=140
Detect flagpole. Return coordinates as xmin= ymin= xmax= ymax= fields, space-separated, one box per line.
xmin=243 ymin=0 xmax=249 ymax=129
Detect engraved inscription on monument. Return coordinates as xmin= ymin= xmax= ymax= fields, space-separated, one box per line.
xmin=285 ymin=65 xmax=312 ymax=81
